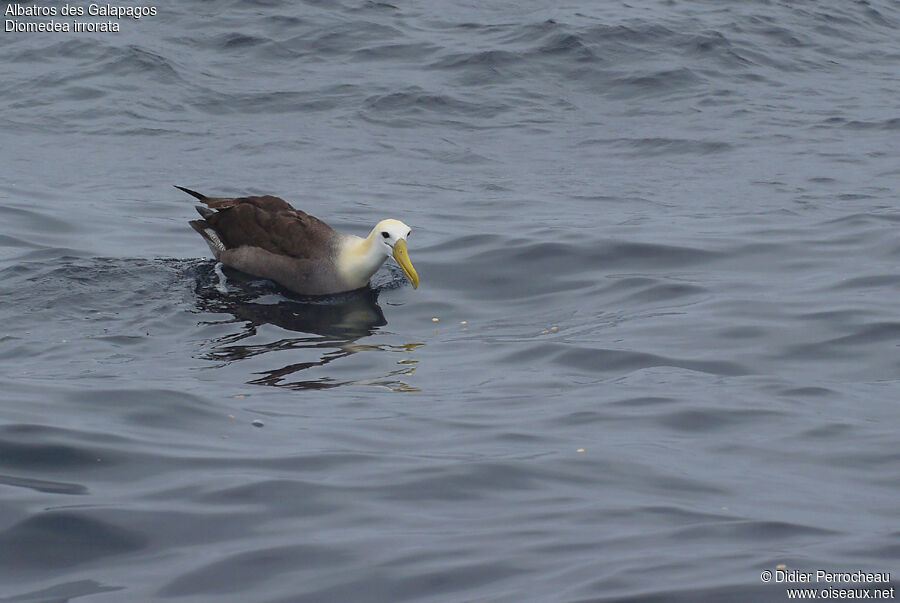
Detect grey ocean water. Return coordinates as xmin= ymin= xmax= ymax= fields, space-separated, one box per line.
xmin=1 ymin=1 xmax=899 ymax=601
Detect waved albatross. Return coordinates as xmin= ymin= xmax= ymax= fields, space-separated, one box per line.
xmin=179 ymin=186 xmax=418 ymax=296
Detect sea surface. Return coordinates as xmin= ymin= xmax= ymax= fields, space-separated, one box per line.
xmin=1 ymin=1 xmax=899 ymax=601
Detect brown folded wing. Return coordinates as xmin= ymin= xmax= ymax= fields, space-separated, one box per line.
xmin=178 ymin=186 xmax=338 ymax=259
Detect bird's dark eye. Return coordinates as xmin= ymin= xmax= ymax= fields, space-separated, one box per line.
xmin=407 ymin=231 xmax=411 ymax=238
xmin=381 ymin=231 xmax=389 ymax=238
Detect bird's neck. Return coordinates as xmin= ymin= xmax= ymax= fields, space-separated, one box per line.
xmin=337 ymin=230 xmax=387 ymax=287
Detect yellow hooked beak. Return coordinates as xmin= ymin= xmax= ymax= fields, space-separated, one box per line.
xmin=392 ymin=239 xmax=419 ymax=289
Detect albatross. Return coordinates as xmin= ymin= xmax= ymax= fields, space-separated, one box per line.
xmin=179 ymin=186 xmax=418 ymax=296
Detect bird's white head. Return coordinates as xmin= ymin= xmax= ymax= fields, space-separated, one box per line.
xmin=373 ymin=219 xmax=418 ymax=289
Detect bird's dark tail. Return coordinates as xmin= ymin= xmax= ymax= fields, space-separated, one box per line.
xmin=174 ymin=185 xmax=208 ymax=202
xmin=175 ymin=185 xmax=239 ymax=210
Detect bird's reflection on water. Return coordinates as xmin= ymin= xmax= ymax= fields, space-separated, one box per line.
xmin=192 ymin=262 xmax=421 ymax=391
